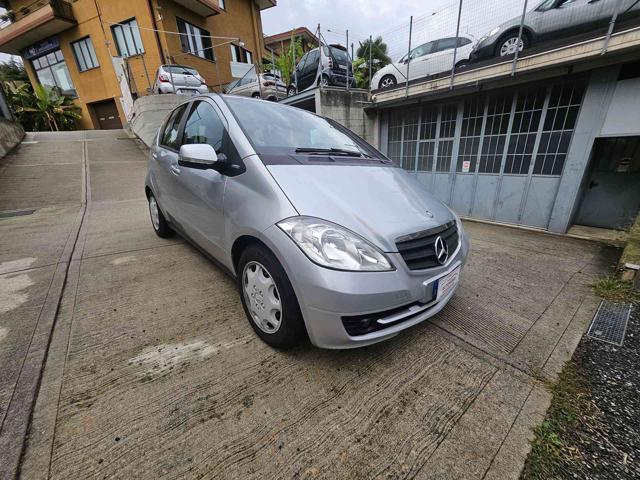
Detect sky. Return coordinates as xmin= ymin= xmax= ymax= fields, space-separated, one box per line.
xmin=262 ymin=0 xmax=528 ymax=60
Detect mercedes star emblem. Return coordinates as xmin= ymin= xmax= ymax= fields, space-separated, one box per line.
xmin=434 ymin=236 xmax=449 ymax=265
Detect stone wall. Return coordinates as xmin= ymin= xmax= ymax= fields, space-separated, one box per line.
xmin=0 ymin=119 xmax=24 ymax=158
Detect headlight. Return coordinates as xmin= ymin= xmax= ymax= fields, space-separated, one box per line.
xmin=278 ymin=216 xmax=393 ymax=271
xmin=489 ymin=26 xmax=501 ymax=37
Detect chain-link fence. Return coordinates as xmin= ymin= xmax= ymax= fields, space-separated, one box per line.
xmin=274 ymin=0 xmax=639 ymax=99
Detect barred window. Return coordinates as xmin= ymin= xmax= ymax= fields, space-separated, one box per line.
xmin=533 ymin=83 xmax=584 ymax=175
xmin=457 ymin=98 xmax=484 ymax=173
xmin=436 ymin=104 xmax=457 ymax=172
xmin=479 ymin=94 xmax=511 ymax=174
xmin=417 ymin=106 xmax=438 ymax=171
xmin=504 ymin=87 xmax=545 ymax=175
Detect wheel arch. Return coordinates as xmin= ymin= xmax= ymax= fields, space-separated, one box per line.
xmin=231 ymin=235 xmax=272 ymax=275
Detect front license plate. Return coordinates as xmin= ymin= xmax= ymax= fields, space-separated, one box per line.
xmin=435 ymin=267 xmax=460 ymax=301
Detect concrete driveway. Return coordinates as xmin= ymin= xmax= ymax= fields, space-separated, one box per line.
xmin=0 ymin=130 xmax=618 ymax=479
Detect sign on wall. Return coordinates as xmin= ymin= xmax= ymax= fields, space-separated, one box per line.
xmin=23 ymin=38 xmax=60 ymax=60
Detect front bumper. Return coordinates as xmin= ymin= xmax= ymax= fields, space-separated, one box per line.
xmin=262 ymin=223 xmax=470 ymax=349
xmin=470 ymin=42 xmax=497 ymax=62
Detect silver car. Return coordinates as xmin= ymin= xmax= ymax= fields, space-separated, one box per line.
xmin=471 ymin=0 xmax=640 ymax=60
xmin=153 ymin=64 xmax=209 ymax=96
xmin=145 ymin=95 xmax=469 ymax=349
xmin=226 ymin=73 xmax=287 ymax=101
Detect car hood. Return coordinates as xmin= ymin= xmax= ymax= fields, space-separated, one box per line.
xmin=266 ymin=164 xmax=455 ymax=252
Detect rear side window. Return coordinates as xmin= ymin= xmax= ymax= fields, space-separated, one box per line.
xmin=182 ymin=101 xmax=225 ymax=152
xmin=435 ymin=38 xmax=459 ymax=52
xmin=457 ymin=37 xmax=472 ymax=47
xmin=159 ymin=105 xmax=187 ymax=150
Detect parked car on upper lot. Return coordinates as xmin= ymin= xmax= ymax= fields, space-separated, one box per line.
xmin=153 ymin=64 xmax=209 ymax=96
xmin=226 ymin=73 xmax=287 ymax=101
xmin=287 ymin=44 xmax=356 ymax=96
xmin=371 ymin=36 xmax=475 ymax=90
xmin=145 ymin=94 xmax=469 ymax=349
xmin=471 ymin=0 xmax=640 ymax=61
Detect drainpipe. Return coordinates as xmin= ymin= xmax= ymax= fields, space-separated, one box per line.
xmin=146 ymin=0 xmax=166 ymax=64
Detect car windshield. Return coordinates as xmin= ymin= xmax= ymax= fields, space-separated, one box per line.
xmin=164 ymin=65 xmax=198 ymax=75
xmin=223 ymin=96 xmax=383 ymax=159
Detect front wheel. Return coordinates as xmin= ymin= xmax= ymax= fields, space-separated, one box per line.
xmin=496 ymin=33 xmax=530 ymax=57
xmin=287 ymin=85 xmax=297 ymax=97
xmin=238 ymin=245 xmax=306 ymax=349
xmin=379 ymin=74 xmax=397 ymax=89
xmin=252 ymin=92 xmax=261 ymax=99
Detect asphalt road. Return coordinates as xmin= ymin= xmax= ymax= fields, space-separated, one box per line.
xmin=0 ymin=130 xmax=619 ymax=479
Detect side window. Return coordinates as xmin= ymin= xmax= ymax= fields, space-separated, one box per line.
xmin=411 ymin=42 xmax=434 ymax=59
xmin=434 ymin=38 xmax=458 ymax=53
xmin=304 ymin=50 xmax=319 ymax=73
xmin=182 ymin=101 xmax=225 ymax=153
xmin=297 ymin=52 xmax=309 ymax=72
xmin=160 ymin=105 xmax=187 ymax=150
xmin=457 ymin=37 xmax=472 ymax=47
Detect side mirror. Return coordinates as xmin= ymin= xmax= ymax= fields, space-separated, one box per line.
xmin=178 ymin=144 xmax=221 ymax=169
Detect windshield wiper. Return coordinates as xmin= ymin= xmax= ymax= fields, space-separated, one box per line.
xmin=294 ymin=147 xmax=369 ymax=158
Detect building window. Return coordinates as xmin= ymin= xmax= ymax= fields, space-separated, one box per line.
xmin=504 ymin=87 xmax=545 ymax=175
xmin=230 ymin=44 xmax=253 ymax=64
xmin=71 ymin=37 xmax=99 ymax=72
xmin=176 ymin=18 xmax=214 ymax=61
xmin=32 ymin=50 xmax=76 ymax=97
xmin=111 ymin=18 xmax=144 ymax=58
xmin=219 ymin=0 xmax=226 ymax=9
xmin=457 ymin=98 xmax=483 ymax=173
xmin=386 ymin=80 xmax=585 ymax=179
xmin=533 ymin=83 xmax=584 ymax=176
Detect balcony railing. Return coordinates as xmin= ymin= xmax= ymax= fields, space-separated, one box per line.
xmin=0 ymin=0 xmax=76 ymax=54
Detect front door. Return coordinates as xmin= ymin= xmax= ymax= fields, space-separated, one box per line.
xmin=92 ymin=100 xmax=122 ymax=130
xmin=173 ymin=99 xmax=228 ymax=259
xmin=575 ymin=136 xmax=640 ymax=230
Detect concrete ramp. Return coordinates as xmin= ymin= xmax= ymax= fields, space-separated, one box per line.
xmin=129 ymin=94 xmax=184 ymax=147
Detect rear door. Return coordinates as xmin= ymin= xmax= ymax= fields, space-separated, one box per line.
xmin=152 ymin=103 xmax=189 ymax=219
xmin=172 ymin=100 xmax=229 ymax=258
xmin=427 ymin=37 xmax=459 ymax=75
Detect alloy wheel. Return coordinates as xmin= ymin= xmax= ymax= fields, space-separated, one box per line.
xmin=242 ymin=261 xmax=282 ymax=334
xmin=381 ymin=76 xmax=396 ymax=88
xmin=500 ymin=37 xmax=524 ymax=56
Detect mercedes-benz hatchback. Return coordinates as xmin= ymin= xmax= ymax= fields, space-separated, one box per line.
xmin=145 ymin=94 xmax=469 ymax=349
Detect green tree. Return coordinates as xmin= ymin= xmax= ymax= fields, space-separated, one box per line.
xmin=0 ymin=58 xmax=28 ymax=82
xmin=266 ymin=37 xmax=304 ymax=86
xmin=353 ymin=36 xmax=391 ymax=89
xmin=3 ymin=82 xmax=81 ymax=131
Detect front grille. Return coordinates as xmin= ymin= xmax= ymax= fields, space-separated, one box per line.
xmin=396 ymin=221 xmax=459 ymax=271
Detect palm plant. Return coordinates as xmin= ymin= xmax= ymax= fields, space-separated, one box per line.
xmin=354 ymin=36 xmax=392 ymax=89
xmin=3 ymin=82 xmax=81 ymax=131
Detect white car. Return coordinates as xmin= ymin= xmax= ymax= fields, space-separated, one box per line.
xmin=226 ymin=73 xmax=287 ymax=101
xmin=153 ymin=64 xmax=209 ymax=96
xmin=372 ymin=36 xmax=475 ymax=90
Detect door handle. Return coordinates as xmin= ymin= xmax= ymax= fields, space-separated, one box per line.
xmin=170 ymin=164 xmax=181 ymax=175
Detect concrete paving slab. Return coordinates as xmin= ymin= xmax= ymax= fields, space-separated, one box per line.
xmin=0 ymin=165 xmax=81 ymax=211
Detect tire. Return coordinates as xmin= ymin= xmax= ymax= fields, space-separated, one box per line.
xmin=455 ymin=60 xmax=469 ymax=69
xmin=237 ymin=245 xmax=306 ymax=349
xmin=495 ymin=32 xmax=530 ymax=58
xmin=252 ymin=92 xmax=261 ymax=99
xmin=287 ymin=85 xmax=297 ymax=97
xmin=318 ymin=75 xmax=330 ymax=87
xmin=379 ymin=74 xmax=397 ymax=89
xmin=148 ymin=193 xmax=173 ymax=238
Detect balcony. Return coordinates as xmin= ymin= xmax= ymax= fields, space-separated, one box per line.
xmin=0 ymin=0 xmax=76 ymax=55
xmin=171 ymin=0 xmax=222 ymax=17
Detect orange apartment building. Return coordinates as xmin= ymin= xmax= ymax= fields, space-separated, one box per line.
xmin=0 ymin=0 xmax=275 ymax=129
